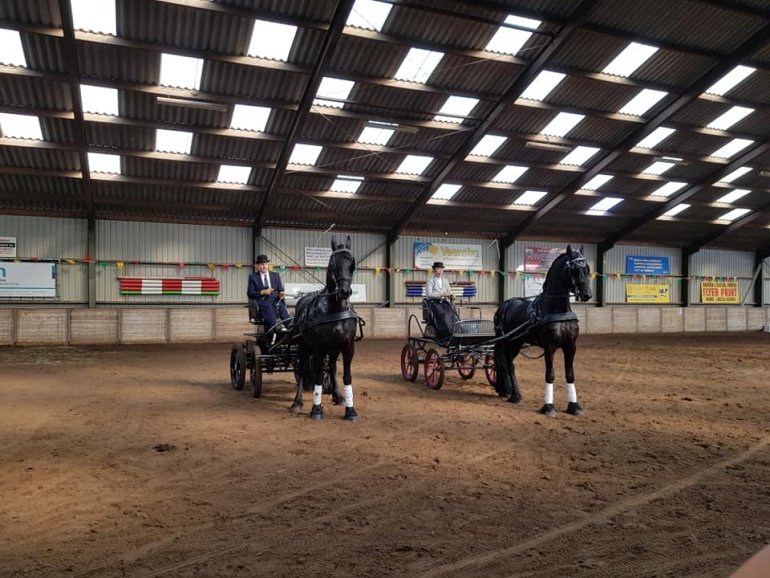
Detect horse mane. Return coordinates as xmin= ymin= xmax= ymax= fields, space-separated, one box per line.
xmin=542 ymin=252 xmax=568 ymax=292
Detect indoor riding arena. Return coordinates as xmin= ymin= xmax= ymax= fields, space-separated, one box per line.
xmin=2 ymin=1 xmax=770 ymax=577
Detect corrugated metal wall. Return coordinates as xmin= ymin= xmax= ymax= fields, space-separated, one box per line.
xmin=603 ymin=244 xmax=683 ymax=305
xmin=689 ymin=248 xmax=755 ymax=305
xmin=97 ymin=220 xmax=251 ymax=303
xmin=506 ymin=241 xmax=597 ymax=302
xmin=261 ymin=228 xmax=388 ymax=305
xmin=0 ymin=215 xmax=87 ymax=303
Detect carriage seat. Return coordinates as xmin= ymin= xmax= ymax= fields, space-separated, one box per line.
xmin=248 ymin=299 xmax=263 ymax=325
xmin=422 ymin=298 xmax=460 ymax=341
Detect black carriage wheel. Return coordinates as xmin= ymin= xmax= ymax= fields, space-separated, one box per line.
xmin=249 ymin=342 xmax=263 ymax=398
xmin=424 ymin=348 xmax=445 ymax=390
xmin=400 ymin=343 xmax=419 ymax=382
xmin=229 ymin=344 xmax=246 ymax=390
xmin=457 ymin=353 xmax=476 ymax=380
xmin=484 ymin=352 xmax=496 ymax=388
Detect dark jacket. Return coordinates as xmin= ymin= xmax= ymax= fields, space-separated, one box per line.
xmin=247 ymin=270 xmax=285 ymax=301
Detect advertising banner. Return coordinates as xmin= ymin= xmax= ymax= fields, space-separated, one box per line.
xmin=625 ymin=284 xmax=670 ymax=303
xmin=524 ymin=247 xmax=562 ymax=272
xmin=701 ymin=281 xmax=739 ymax=304
xmin=625 ymin=255 xmax=670 ymax=275
xmin=0 ymin=236 xmax=16 ymax=258
xmin=414 ymin=242 xmax=482 ymax=270
xmin=0 ymin=262 xmax=56 ymax=297
xmin=284 ymin=283 xmax=366 ymax=306
xmin=304 ymin=247 xmax=333 ymax=267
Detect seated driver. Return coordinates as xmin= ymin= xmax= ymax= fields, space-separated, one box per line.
xmin=426 ymin=261 xmax=452 ymax=299
xmin=247 ymin=254 xmax=291 ymax=333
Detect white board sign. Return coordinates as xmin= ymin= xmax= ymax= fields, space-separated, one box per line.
xmin=304 ymin=247 xmax=333 ymax=267
xmin=284 ymin=282 xmax=366 ymax=306
xmin=0 ymin=262 xmax=56 ymax=297
xmin=0 ymin=236 xmax=16 ymax=258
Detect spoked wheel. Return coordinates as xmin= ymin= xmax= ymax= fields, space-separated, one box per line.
xmin=229 ymin=344 xmax=246 ymax=390
xmin=424 ymin=348 xmax=445 ymax=390
xmin=457 ymin=353 xmax=476 ymax=380
xmin=249 ymin=341 xmax=263 ymax=398
xmin=400 ymin=343 xmax=419 ymax=382
xmin=484 ymin=352 xmax=496 ymax=388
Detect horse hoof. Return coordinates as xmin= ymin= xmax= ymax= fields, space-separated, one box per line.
xmin=310 ymin=405 xmax=324 ymax=420
xmin=539 ymin=403 xmax=557 ymax=417
xmin=566 ymin=402 xmax=583 ymax=416
xmin=508 ymin=393 xmax=522 ymax=404
xmin=344 ymin=407 xmax=359 ymax=422
xmin=332 ymin=394 xmax=342 ymax=406
xmin=289 ymin=403 xmax=302 ymax=413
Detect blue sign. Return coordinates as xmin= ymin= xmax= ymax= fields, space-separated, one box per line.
xmin=625 ymin=256 xmax=670 ymax=275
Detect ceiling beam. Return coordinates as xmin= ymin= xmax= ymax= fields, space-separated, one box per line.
xmin=683 ymin=199 xmax=770 ymax=255
xmin=501 ymin=22 xmax=770 ymax=249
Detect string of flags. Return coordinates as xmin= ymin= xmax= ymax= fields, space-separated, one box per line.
xmin=0 ymin=257 xmax=742 ymax=281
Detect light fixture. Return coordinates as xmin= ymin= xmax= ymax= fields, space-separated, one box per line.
xmin=525 ymin=141 xmax=571 ymax=153
xmin=156 ymin=97 xmax=229 ymax=112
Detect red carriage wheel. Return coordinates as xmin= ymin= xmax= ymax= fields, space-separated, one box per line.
xmin=400 ymin=343 xmax=419 ymax=382
xmin=484 ymin=352 xmax=496 ymax=387
xmin=249 ymin=342 xmax=263 ymax=398
xmin=424 ymin=348 xmax=445 ymax=390
xmin=457 ymin=353 xmax=476 ymax=380
xmin=229 ymin=344 xmax=246 ymax=390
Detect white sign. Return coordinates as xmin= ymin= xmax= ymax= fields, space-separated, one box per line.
xmin=414 ymin=242 xmax=483 ymax=270
xmin=284 ymin=282 xmax=366 ymax=306
xmin=0 ymin=262 xmax=56 ymax=297
xmin=304 ymin=247 xmax=333 ymax=267
xmin=0 ymin=236 xmax=16 ymax=258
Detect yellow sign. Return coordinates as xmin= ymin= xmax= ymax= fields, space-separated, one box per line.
xmin=626 ymin=284 xmax=670 ymax=303
xmin=701 ymin=281 xmax=739 ymax=304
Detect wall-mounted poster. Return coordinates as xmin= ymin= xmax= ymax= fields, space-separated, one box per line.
xmin=625 ymin=256 xmax=670 ymax=275
xmin=524 ymin=247 xmax=562 ymax=272
xmin=304 ymin=247 xmax=333 ymax=267
xmin=0 ymin=236 xmax=16 ymax=258
xmin=413 ymin=242 xmax=482 ymax=270
xmin=626 ymin=284 xmax=670 ymax=303
xmin=701 ymin=281 xmax=739 ymax=304
xmin=283 ymin=283 xmax=366 ymax=306
xmin=0 ymin=262 xmax=56 ymax=297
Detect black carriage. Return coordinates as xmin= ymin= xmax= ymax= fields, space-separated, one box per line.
xmin=228 ymin=301 xmax=300 ymax=398
xmin=400 ymin=297 xmax=497 ymax=390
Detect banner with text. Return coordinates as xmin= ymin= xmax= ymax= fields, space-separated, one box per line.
xmin=0 ymin=236 xmax=17 ymax=258
xmin=701 ymin=281 xmax=739 ymax=304
xmin=524 ymin=247 xmax=562 ymax=272
xmin=414 ymin=242 xmax=482 ymax=270
xmin=304 ymin=247 xmax=334 ymax=267
xmin=284 ymin=283 xmax=366 ymax=306
xmin=625 ymin=255 xmax=670 ymax=275
xmin=0 ymin=262 xmax=56 ymax=297
xmin=626 ymin=284 xmax=670 ymax=303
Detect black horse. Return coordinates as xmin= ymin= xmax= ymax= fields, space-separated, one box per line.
xmin=290 ymin=235 xmax=360 ymax=421
xmin=493 ymin=245 xmax=592 ymax=416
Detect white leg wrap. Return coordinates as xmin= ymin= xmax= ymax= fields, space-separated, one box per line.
xmin=567 ymin=383 xmax=577 ymax=403
xmin=343 ymin=384 xmax=353 ymax=408
xmin=313 ymin=385 xmax=322 ymax=406
xmin=544 ymin=383 xmax=554 ymax=405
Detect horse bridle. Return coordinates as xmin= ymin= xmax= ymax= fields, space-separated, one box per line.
xmin=328 ymin=248 xmax=355 ymax=298
xmin=541 ymin=253 xmax=588 ymax=300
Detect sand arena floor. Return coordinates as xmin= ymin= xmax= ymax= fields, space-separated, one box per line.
xmin=1 ymin=332 xmax=769 ymax=577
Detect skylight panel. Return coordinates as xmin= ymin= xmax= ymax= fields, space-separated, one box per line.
xmin=87 ymin=152 xmax=120 ymax=174
xmin=71 ymin=0 xmax=116 ymax=34
xmin=559 ymin=146 xmax=600 ymax=166
xmin=519 ymin=70 xmax=565 ymax=101
xmin=539 ymin=112 xmax=584 ymax=137
xmin=79 ymin=85 xmax=119 ymax=115
xmin=582 ymin=174 xmax=613 ymax=190
xmin=710 ymin=138 xmax=753 ymax=159
xmin=314 ymin=77 xmax=355 ymax=108
xmin=513 ymin=190 xmax=547 ymax=206
xmin=661 ymin=204 xmax=690 ymax=217
xmin=248 ymin=20 xmax=297 ymax=61
xmin=156 ymin=129 xmax=192 ymax=154
xmin=586 ymin=197 xmax=622 ymax=215
xmin=705 ymin=106 xmax=754 ymax=131
xmin=357 ymin=124 xmax=395 ymax=145
xmin=492 ymin=165 xmax=528 ymax=184
xmin=346 ymin=0 xmax=392 ymax=31
xmin=618 ymin=89 xmax=667 ymax=116
xmin=0 ymin=29 xmax=27 ymax=66
xmin=330 ymin=175 xmax=364 ymax=193
xmin=217 ymin=165 xmax=251 ymax=184
xmin=395 ymin=155 xmax=433 ymax=175
xmin=469 ymin=135 xmax=507 ymax=157
xmin=230 ymin=104 xmax=271 ymax=132
xmin=432 ymin=184 xmax=461 ymax=200
xmin=434 ymin=96 xmax=479 ymax=123
xmin=484 ymin=15 xmax=541 ymax=55
xmin=288 ymin=144 xmax=323 ymax=166
xmin=705 ymin=65 xmax=755 ymax=96
xmin=649 ymin=181 xmax=687 ymax=198
xmin=715 ymin=188 xmax=750 ymax=204
xmin=718 ymin=166 xmax=751 ymax=184
xmin=0 ymin=113 xmax=43 ymax=140
xmin=602 ymin=42 xmax=658 ymax=77
xmin=717 ymin=208 xmax=750 ymax=222
xmin=394 ymin=48 xmax=443 ymax=83
xmin=159 ymin=54 xmax=202 ymax=90
xmin=635 ymin=127 xmax=675 ymax=150
xmin=641 ymin=161 xmax=675 ymax=175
